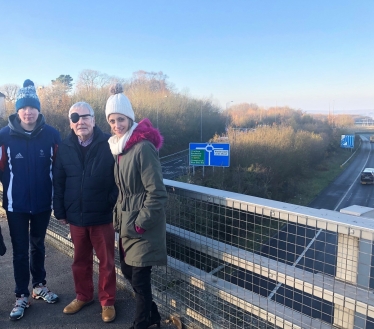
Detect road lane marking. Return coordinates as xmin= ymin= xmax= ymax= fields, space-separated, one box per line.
xmin=267 ymin=135 xmax=371 ymax=301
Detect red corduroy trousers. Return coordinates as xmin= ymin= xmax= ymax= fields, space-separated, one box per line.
xmin=70 ymin=222 xmax=116 ymax=306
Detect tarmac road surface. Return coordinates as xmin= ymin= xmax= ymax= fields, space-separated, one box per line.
xmin=0 ymin=216 xmax=178 ymax=329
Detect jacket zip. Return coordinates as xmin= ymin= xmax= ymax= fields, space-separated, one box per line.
xmin=27 ymin=139 xmax=32 ymax=214
xmin=80 ymin=168 xmax=84 ymax=224
xmin=115 ymin=156 xmax=123 ymax=202
xmin=77 ymin=139 xmax=97 ymax=225
xmin=77 ymin=144 xmax=85 ymax=225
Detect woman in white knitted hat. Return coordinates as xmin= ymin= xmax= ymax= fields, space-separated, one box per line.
xmin=105 ymin=84 xmax=167 ymax=329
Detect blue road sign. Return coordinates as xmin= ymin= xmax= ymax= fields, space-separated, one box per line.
xmin=189 ymin=143 xmax=230 ymax=167
xmin=340 ymin=135 xmax=354 ymax=149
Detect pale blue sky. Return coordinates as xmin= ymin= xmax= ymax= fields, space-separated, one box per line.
xmin=1 ymin=1 xmax=373 ymax=114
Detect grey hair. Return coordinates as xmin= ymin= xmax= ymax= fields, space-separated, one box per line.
xmin=68 ymin=102 xmax=95 ymax=118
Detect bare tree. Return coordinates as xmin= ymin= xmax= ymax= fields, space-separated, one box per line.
xmin=76 ymin=69 xmax=99 ymax=92
xmin=107 ymin=76 xmax=126 ymax=87
xmin=0 ymin=84 xmax=20 ymax=102
xmin=76 ymin=69 xmax=113 ymax=92
xmin=37 ymin=84 xmax=73 ymax=138
xmin=126 ymin=70 xmax=171 ymax=94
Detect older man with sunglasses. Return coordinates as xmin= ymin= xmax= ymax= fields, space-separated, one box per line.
xmin=53 ymin=102 xmax=118 ymax=323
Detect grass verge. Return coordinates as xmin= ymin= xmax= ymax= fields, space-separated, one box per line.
xmin=286 ymin=147 xmax=357 ymax=206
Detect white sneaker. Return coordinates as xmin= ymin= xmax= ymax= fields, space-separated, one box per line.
xmin=32 ymin=283 xmax=59 ymax=303
xmin=9 ymin=294 xmax=30 ymax=321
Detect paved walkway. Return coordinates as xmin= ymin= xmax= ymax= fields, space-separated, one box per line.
xmin=0 ymin=217 xmax=177 ymax=329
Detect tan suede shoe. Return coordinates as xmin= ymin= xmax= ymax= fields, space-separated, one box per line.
xmin=102 ymin=305 xmax=116 ymax=323
xmin=63 ymin=299 xmax=94 ymax=314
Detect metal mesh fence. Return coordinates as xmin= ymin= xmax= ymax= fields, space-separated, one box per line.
xmin=160 ymin=180 xmax=374 ymax=329
xmin=46 ymin=180 xmax=374 ymax=329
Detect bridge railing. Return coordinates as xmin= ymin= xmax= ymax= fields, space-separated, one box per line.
xmin=47 ymin=179 xmax=374 ymax=329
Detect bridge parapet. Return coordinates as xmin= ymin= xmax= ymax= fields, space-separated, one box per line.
xmin=46 ymin=180 xmax=374 ymax=329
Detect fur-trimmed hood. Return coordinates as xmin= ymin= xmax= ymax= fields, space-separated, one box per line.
xmin=124 ymin=118 xmax=163 ymax=151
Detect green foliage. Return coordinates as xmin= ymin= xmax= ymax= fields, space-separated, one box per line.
xmin=287 ymin=147 xmax=350 ymax=205
xmin=51 ymin=75 xmax=73 ymax=92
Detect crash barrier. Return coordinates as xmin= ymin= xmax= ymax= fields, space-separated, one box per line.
xmin=159 ymin=148 xmax=189 ymax=164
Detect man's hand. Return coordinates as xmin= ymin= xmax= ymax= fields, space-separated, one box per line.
xmin=58 ymin=219 xmax=68 ymax=225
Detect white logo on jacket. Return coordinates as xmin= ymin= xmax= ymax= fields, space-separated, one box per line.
xmin=15 ymin=153 xmax=23 ymax=159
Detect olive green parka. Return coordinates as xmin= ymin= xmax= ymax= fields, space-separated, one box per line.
xmin=113 ymin=118 xmax=167 ymax=267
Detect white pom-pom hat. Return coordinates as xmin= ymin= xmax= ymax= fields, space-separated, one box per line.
xmin=105 ymin=83 xmax=135 ymax=122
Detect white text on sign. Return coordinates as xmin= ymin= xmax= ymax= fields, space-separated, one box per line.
xmin=214 ymin=150 xmax=228 ymax=156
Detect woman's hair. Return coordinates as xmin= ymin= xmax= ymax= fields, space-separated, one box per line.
xmin=128 ymin=117 xmax=134 ymax=129
xmin=68 ymin=102 xmax=95 ymax=118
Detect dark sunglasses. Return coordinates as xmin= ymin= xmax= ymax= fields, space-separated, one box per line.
xmin=70 ymin=113 xmax=92 ymax=123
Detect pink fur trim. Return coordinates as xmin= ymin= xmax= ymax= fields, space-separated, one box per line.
xmin=124 ymin=118 xmax=163 ymax=151
xmin=135 ymin=225 xmax=146 ymax=234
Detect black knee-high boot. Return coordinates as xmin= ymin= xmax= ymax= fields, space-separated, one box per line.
xmin=149 ymin=301 xmax=161 ymax=327
xmin=121 ymin=261 xmax=155 ymax=329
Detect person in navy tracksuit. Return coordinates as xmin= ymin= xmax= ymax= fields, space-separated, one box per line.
xmin=0 ymin=79 xmax=61 ymax=321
